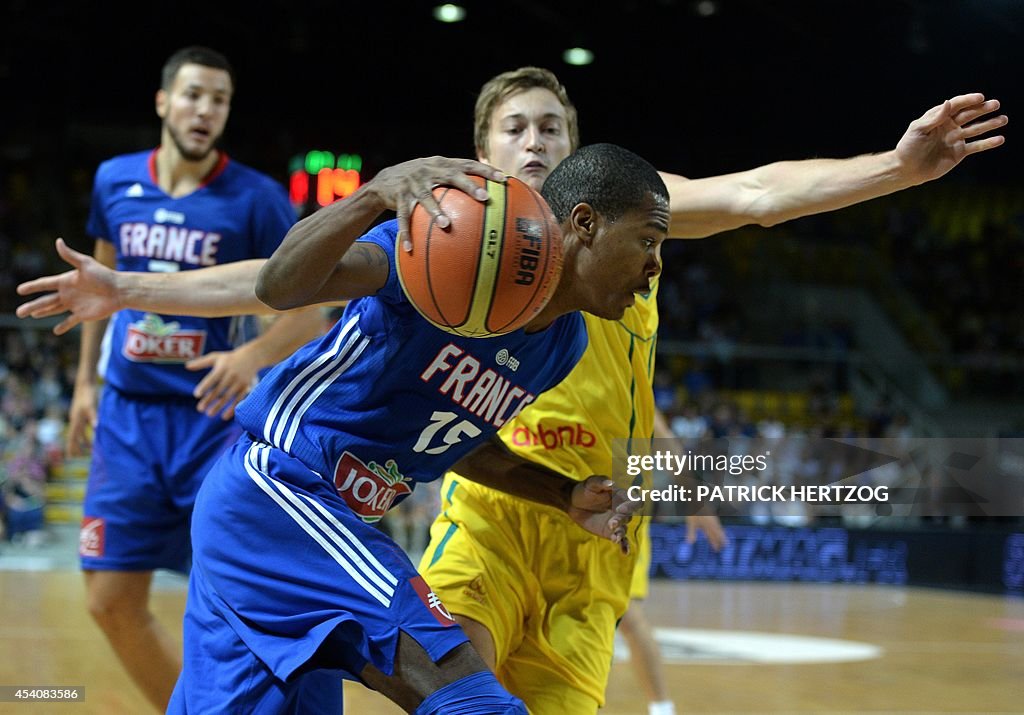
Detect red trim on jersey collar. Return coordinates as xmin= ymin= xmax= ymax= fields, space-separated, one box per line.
xmin=148 ymin=148 xmax=231 ymax=188
xmin=201 ymin=151 xmax=230 ymax=187
xmin=148 ymin=149 xmax=159 ymax=184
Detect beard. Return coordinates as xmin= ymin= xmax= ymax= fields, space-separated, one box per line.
xmin=165 ymin=122 xmax=222 ymax=162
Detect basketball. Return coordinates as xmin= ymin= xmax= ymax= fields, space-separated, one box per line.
xmin=396 ymin=175 xmax=563 ymax=337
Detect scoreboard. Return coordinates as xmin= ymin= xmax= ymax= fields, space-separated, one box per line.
xmin=288 ymin=151 xmax=362 ymax=215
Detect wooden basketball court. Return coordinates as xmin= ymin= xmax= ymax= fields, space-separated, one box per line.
xmin=1 ymin=569 xmax=1020 ymax=714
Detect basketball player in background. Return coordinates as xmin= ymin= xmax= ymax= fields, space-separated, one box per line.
xmin=69 ymin=46 xmax=321 ymax=710
xmin=18 ymin=68 xmax=1007 ymax=714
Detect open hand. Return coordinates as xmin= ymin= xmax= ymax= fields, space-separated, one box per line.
xmin=896 ymin=93 xmax=1007 ymax=184
xmin=186 ymin=345 xmax=262 ymax=420
xmin=16 ymin=239 xmax=121 ymax=335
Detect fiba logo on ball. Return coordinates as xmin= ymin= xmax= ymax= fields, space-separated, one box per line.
xmin=397 ymin=176 xmax=563 ymax=338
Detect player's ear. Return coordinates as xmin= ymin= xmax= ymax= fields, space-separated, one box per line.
xmin=155 ymin=89 xmax=169 ymax=119
xmin=569 ymin=203 xmax=597 ymax=247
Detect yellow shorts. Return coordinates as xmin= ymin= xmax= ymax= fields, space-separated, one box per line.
xmin=629 ymin=522 xmax=652 ymax=600
xmin=419 ymin=475 xmax=646 ymax=713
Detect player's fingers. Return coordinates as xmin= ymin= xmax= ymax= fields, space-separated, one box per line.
xmin=710 ymin=528 xmax=729 ymax=551
xmin=195 ymin=390 xmax=214 ymax=413
xmin=962 ymin=135 xmax=1006 ymax=155
xmin=192 ymin=369 xmax=222 ymax=402
xmin=199 ymin=376 xmax=248 ymax=416
xmin=953 ymin=99 xmax=1001 ymax=126
xmin=15 ymin=293 xmax=60 ymax=317
xmin=54 ymin=314 xmax=82 ymax=336
xmin=203 ymin=392 xmax=231 ymax=418
xmin=444 ymin=169 xmax=494 ymax=203
xmin=195 ymin=373 xmax=242 ymax=407
xmin=185 ymin=354 xmax=217 ymax=372
xmin=27 ymin=294 xmax=65 ymax=317
xmin=460 ymin=159 xmax=506 ymax=183
xmin=219 ymin=393 xmax=248 ymax=419
xmin=613 ymin=488 xmax=642 ymax=513
xmin=572 ymin=477 xmax=613 ymax=511
xmin=55 ymin=237 xmax=88 ymax=268
xmin=587 ymin=476 xmax=614 ymax=494
xmin=65 ymin=424 xmax=81 ymax=455
xmin=16 ymin=274 xmax=65 ymax=297
xmin=66 ymin=415 xmax=92 ymax=456
xmin=945 ymin=93 xmax=987 ymax=116
xmin=198 ymin=387 xmax=232 ymax=417
xmin=961 ymin=115 xmax=1008 ymax=140
xmin=413 ymin=188 xmax=448 ymax=229
xmin=398 ymin=206 xmax=414 ymax=253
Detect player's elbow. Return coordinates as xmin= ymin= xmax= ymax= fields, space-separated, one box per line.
xmin=255 ymin=262 xmax=302 ymax=311
xmin=741 ymin=165 xmax=797 ymax=228
xmin=737 ymin=184 xmax=783 ymax=228
xmin=751 ymin=203 xmax=785 ymax=228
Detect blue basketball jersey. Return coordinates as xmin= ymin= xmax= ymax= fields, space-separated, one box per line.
xmin=87 ymin=149 xmax=295 ymax=397
xmin=234 ymin=220 xmax=587 ymax=522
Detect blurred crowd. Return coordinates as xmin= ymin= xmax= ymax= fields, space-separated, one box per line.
xmin=650 ymin=185 xmax=1024 ymax=402
xmin=0 ymin=328 xmax=75 ymax=543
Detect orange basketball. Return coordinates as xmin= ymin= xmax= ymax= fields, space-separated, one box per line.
xmin=396 ymin=176 xmax=563 ymax=337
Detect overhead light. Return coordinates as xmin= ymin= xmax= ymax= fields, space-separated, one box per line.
xmin=563 ymin=47 xmax=594 ymax=66
xmin=696 ymin=0 xmax=717 ymax=16
xmin=433 ymin=4 xmax=466 ymax=22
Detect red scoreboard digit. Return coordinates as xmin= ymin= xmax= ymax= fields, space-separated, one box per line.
xmin=289 ymin=151 xmax=362 ymax=214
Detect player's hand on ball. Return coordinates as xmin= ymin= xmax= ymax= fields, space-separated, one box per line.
xmin=368 ymin=156 xmax=505 ymax=252
xmin=568 ymin=476 xmax=642 ymax=554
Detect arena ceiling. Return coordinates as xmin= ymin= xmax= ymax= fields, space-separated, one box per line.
xmin=2 ymin=0 xmax=1021 ymax=181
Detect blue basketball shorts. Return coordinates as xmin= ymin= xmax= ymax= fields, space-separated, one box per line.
xmin=80 ymin=386 xmax=241 ymax=573
xmin=169 ymin=434 xmax=469 ymax=713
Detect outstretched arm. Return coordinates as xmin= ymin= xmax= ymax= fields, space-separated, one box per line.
xmin=664 ymin=93 xmax=1007 ymax=238
xmin=16 ymin=239 xmax=276 ymax=334
xmin=18 ymin=156 xmax=504 ymax=329
xmin=17 ymin=240 xmax=326 ymax=420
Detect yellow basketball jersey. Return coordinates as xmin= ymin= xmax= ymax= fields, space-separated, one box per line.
xmin=497 ymin=278 xmax=659 ymax=480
